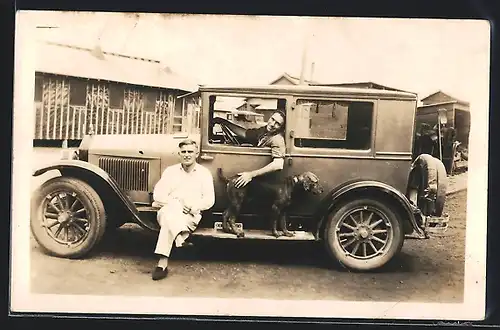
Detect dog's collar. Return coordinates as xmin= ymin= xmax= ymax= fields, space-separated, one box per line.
xmin=292 ymin=176 xmax=299 ymax=184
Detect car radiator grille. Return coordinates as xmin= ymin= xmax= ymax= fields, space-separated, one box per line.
xmin=98 ymin=156 xmax=149 ymax=191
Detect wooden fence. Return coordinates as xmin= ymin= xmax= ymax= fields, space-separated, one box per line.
xmin=34 ymin=73 xmax=200 ymax=140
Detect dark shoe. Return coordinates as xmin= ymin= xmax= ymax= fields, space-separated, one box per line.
xmin=152 ymin=266 xmax=169 ymax=281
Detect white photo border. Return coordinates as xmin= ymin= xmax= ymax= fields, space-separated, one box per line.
xmin=10 ymin=11 xmax=490 ymax=321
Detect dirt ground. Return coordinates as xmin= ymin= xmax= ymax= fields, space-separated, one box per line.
xmin=28 ymin=147 xmax=467 ymax=303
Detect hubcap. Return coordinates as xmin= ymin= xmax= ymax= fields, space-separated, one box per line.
xmin=57 ymin=211 xmax=72 ymax=224
xmin=335 ymin=206 xmax=393 ymax=260
xmin=42 ymin=191 xmax=90 ymax=245
xmin=358 ymin=226 xmax=369 ymax=239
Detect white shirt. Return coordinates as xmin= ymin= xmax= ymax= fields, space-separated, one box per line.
xmin=153 ymin=163 xmax=215 ymax=214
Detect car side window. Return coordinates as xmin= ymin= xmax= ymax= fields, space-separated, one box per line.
xmin=208 ymin=95 xmax=287 ymax=147
xmin=294 ymin=99 xmax=373 ymax=150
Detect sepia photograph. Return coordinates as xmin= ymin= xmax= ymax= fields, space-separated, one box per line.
xmin=10 ymin=11 xmax=489 ymax=320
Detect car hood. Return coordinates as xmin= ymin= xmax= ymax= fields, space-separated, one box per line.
xmin=80 ymin=133 xmax=202 ymax=159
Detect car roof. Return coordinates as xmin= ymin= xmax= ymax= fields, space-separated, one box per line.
xmin=198 ymin=84 xmax=418 ymax=101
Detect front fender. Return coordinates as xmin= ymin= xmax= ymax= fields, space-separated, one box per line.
xmin=315 ymin=179 xmax=425 ymax=238
xmin=33 ymin=160 xmax=158 ymax=231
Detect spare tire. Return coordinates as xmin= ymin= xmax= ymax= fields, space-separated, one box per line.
xmin=406 ymin=154 xmax=448 ymax=217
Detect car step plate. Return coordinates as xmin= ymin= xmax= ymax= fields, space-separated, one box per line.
xmin=191 ymin=222 xmax=316 ymax=240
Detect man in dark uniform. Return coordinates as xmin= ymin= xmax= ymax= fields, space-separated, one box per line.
xmin=213 ymin=110 xmax=286 ymax=188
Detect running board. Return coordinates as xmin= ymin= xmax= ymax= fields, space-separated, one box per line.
xmin=191 ymin=228 xmax=317 ymax=241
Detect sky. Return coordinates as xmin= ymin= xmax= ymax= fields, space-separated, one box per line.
xmin=30 ymin=11 xmax=490 ymax=111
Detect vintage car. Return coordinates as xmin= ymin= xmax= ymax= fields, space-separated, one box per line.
xmin=30 ymin=84 xmax=449 ymax=271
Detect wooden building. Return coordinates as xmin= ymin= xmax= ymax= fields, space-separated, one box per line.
xmin=416 ymin=90 xmax=471 ymax=147
xmin=34 ymin=41 xmax=200 ymax=144
xmin=236 ymin=98 xmax=279 ymax=122
xmin=268 ymin=72 xmax=318 ymax=86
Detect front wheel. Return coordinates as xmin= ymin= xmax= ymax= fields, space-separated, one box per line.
xmin=324 ymin=198 xmax=404 ymax=271
xmin=30 ymin=177 xmax=107 ymax=258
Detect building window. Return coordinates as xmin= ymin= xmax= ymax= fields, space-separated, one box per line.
xmin=69 ymin=78 xmax=87 ymax=106
xmin=143 ymin=90 xmax=158 ymax=113
xmin=294 ymin=99 xmax=373 ymax=150
xmin=34 ymin=75 xmax=43 ymax=101
xmin=109 ymin=84 xmax=124 ymax=109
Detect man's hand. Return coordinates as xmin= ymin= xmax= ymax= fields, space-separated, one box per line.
xmin=234 ymin=172 xmax=254 ymax=188
xmin=152 ymin=201 xmax=165 ymax=209
xmin=182 ymin=205 xmax=193 ymax=215
xmin=183 ymin=204 xmax=198 ymax=216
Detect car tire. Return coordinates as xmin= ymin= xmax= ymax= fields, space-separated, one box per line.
xmin=30 ymin=176 xmax=107 ymax=259
xmin=324 ymin=198 xmax=404 ymax=271
xmin=407 ymin=154 xmax=448 ymax=217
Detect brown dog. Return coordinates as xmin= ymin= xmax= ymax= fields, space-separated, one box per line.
xmin=217 ymin=168 xmax=323 ymax=238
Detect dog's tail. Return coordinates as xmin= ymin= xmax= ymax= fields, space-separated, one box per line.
xmin=217 ymin=168 xmax=230 ymax=183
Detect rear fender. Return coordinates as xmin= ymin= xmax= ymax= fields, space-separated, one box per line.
xmin=315 ymin=180 xmax=425 ymax=239
xmin=33 ymin=160 xmax=159 ymax=232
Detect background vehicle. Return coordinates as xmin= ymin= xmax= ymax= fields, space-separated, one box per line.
xmin=31 ymin=84 xmax=449 ymax=271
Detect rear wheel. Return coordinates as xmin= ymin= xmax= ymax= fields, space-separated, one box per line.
xmin=30 ymin=177 xmax=107 ymax=258
xmin=324 ymin=198 xmax=404 ymax=271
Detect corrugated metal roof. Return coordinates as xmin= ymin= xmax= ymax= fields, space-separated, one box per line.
xmin=36 ymin=41 xmax=199 ymax=92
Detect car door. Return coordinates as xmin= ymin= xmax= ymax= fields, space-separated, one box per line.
xmin=196 ymin=92 xmax=290 ymax=230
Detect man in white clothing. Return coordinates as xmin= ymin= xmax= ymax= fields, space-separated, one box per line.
xmin=151 ymin=138 xmax=215 ymax=281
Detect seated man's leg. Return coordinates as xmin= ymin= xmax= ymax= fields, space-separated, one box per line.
xmin=174 ymin=212 xmax=201 ymax=247
xmin=154 ymin=206 xmax=186 ymax=258
xmin=152 ymin=207 xmax=203 ymax=280
xmin=174 ymin=231 xmax=190 ymax=247
xmin=152 ymin=206 xmax=187 ymax=280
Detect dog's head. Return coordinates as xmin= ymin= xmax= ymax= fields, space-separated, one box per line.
xmin=298 ymin=172 xmax=323 ymax=195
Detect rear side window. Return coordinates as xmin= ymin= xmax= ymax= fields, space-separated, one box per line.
xmin=294 ymin=99 xmax=373 ymax=150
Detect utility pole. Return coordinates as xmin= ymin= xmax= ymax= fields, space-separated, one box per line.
xmin=91 ymin=17 xmax=109 ymax=60
xmin=299 ymin=32 xmax=311 ymax=85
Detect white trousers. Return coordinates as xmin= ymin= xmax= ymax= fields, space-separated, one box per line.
xmin=154 ymin=200 xmax=201 ymax=257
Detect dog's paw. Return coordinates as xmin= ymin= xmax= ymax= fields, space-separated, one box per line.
xmin=272 ymin=231 xmax=282 ymax=238
xmin=283 ymin=230 xmax=295 ymax=237
xmin=236 ymin=231 xmax=245 ymax=238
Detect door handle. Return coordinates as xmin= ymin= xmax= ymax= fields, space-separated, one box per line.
xmin=200 ymin=154 xmax=214 ymax=161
